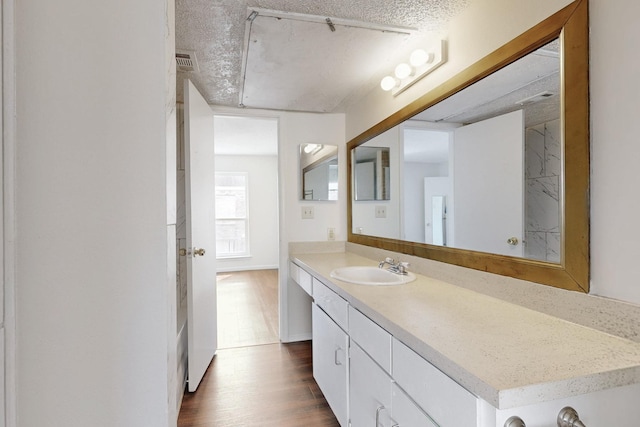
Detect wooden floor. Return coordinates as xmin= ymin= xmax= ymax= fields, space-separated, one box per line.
xmin=177 ymin=342 xmax=339 ymax=427
xmin=216 ymin=269 xmax=279 ymax=349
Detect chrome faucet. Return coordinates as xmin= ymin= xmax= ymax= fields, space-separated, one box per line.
xmin=379 ymin=257 xmax=395 ymax=269
xmin=378 ymin=257 xmax=410 ymax=275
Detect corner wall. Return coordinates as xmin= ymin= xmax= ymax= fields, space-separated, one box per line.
xmin=589 ymin=0 xmax=640 ymax=304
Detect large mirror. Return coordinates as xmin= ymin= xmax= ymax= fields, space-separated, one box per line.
xmin=300 ymin=144 xmax=338 ymax=201
xmin=348 ymin=0 xmax=589 ymax=292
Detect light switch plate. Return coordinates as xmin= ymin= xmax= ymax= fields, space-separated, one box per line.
xmin=375 ymin=205 xmax=387 ymax=218
xmin=302 ymin=206 xmax=314 ymax=219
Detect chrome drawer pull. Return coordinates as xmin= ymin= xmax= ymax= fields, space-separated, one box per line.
xmin=505 ymin=416 xmax=526 ymax=427
xmin=557 ymin=407 xmax=587 ymax=427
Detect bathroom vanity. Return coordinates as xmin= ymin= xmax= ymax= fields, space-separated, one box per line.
xmin=290 ymin=251 xmax=640 ymax=427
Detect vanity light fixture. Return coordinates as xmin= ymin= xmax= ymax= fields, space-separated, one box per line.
xmin=380 ymin=40 xmax=447 ymax=96
xmin=304 ymin=143 xmax=323 ymax=155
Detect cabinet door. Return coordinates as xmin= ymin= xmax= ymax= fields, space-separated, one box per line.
xmin=392 ymin=338 xmax=477 ymax=427
xmin=350 ymin=342 xmax=393 ymax=427
xmin=391 ymin=383 xmax=438 ymax=427
xmin=312 ymin=303 xmax=349 ymax=427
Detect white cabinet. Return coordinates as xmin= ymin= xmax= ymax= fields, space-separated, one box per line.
xmin=393 ymin=338 xmax=477 ymax=427
xmin=348 ymin=306 xmax=392 ymax=373
xmin=391 ymin=384 xmax=438 ymax=427
xmin=349 ymin=342 xmax=393 ymax=426
xmin=296 ymin=259 xmax=640 ymax=427
xmin=314 ymin=277 xmax=348 ymax=330
xmin=312 ymin=302 xmax=349 ymax=427
xmin=483 ymin=381 xmax=640 ymax=427
xmin=289 ymin=260 xmax=312 ymax=295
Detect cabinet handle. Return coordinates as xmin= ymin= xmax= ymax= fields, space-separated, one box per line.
xmin=375 ymin=405 xmax=386 ymax=427
xmin=334 ymin=347 xmax=343 ymax=366
xmin=505 ymin=416 xmax=526 ymax=427
xmin=557 ymin=407 xmax=587 ymax=427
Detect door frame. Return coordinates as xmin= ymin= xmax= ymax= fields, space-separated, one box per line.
xmin=2 ymin=0 xmax=17 ymax=425
xmin=209 ymin=106 xmax=287 ymax=341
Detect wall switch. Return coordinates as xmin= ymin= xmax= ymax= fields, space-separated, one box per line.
xmin=375 ymin=205 xmax=387 ymax=218
xmin=327 ymin=227 xmax=335 ymax=241
xmin=301 ymin=206 xmax=314 ymax=219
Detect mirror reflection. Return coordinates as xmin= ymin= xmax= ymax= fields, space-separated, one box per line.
xmin=300 ymin=144 xmax=338 ymax=201
xmin=353 ymin=146 xmax=391 ymax=201
xmin=351 ymin=39 xmax=561 ymax=262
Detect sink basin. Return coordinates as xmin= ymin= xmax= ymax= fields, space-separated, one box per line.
xmin=329 ymin=266 xmax=415 ymax=286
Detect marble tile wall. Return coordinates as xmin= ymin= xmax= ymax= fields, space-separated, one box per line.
xmin=524 ymin=119 xmax=561 ymax=262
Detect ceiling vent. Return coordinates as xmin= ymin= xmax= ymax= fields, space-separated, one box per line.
xmin=176 ymin=50 xmax=199 ymax=72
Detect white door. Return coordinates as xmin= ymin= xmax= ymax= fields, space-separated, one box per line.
xmin=453 ymin=110 xmax=524 ymax=257
xmin=184 ymin=79 xmax=217 ymax=392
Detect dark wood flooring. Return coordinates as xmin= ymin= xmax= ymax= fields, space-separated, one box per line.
xmin=178 ymin=269 xmax=338 ymax=426
xmin=177 ymin=342 xmax=339 ymax=427
xmin=216 ymin=269 xmax=279 ymax=349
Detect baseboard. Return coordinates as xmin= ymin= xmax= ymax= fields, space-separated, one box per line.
xmin=282 ymin=332 xmax=312 ymax=343
xmin=216 ymin=264 xmax=279 ymax=273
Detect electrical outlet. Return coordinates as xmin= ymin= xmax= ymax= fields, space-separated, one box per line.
xmin=327 ymin=227 xmax=335 ymax=241
xmin=375 ymin=205 xmax=387 ymax=218
xmin=301 ymin=206 xmax=314 ymax=219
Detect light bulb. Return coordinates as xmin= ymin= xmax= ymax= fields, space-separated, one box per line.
xmin=409 ymin=49 xmax=433 ymax=67
xmin=304 ymin=144 xmax=318 ymax=154
xmin=394 ymin=63 xmax=412 ymax=79
xmin=380 ymin=76 xmax=398 ymax=91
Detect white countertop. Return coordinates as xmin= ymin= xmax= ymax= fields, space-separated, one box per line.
xmin=291 ymin=251 xmax=640 ymax=410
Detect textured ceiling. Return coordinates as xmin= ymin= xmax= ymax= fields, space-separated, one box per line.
xmin=175 ymin=0 xmax=470 ymax=110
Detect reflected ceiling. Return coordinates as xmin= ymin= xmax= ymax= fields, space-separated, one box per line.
xmin=413 ymin=40 xmax=560 ymax=127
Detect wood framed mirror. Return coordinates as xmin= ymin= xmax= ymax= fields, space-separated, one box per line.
xmin=347 ymin=0 xmax=589 ymax=292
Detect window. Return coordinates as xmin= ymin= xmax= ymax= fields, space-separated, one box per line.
xmin=215 ymin=172 xmax=249 ymax=258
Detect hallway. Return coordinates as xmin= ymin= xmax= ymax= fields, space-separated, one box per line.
xmin=177 ymin=342 xmax=339 ymax=426
xmin=177 ymin=269 xmax=337 ymax=425
xmin=216 ymin=269 xmax=279 ymax=349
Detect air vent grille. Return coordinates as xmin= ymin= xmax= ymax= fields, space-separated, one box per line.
xmin=176 ymin=50 xmax=199 ymax=72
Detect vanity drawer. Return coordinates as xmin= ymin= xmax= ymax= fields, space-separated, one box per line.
xmin=313 ymin=278 xmax=348 ymax=331
xmin=392 ymin=338 xmax=477 ymax=427
xmin=289 ymin=261 xmax=312 ymax=296
xmin=348 ymin=306 xmax=392 ymax=373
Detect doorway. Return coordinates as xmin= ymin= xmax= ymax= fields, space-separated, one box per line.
xmin=213 ymin=114 xmax=280 ymax=349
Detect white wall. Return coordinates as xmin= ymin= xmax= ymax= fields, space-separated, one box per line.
xmin=279 ymin=111 xmax=346 ymax=341
xmin=215 ymin=155 xmax=279 ymax=272
xmin=15 ymin=0 xmax=172 ymax=426
xmin=589 ymin=0 xmax=640 ymax=304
